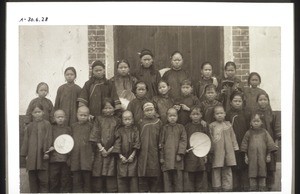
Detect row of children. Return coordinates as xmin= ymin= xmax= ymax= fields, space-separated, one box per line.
xmin=21 ymin=48 xmax=281 ymax=192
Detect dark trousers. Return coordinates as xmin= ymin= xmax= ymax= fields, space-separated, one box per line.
xmin=72 ymin=170 xmax=91 ymax=193
xmin=249 ymin=177 xmax=266 ymax=191
xmin=163 ymin=170 xmax=183 ymax=192
xmin=183 ymin=171 xmax=208 ymax=192
xmin=117 ymin=176 xmax=138 ymax=192
xmin=232 ymin=168 xmax=249 ymax=191
xmin=49 ymin=162 xmax=72 ymax=193
xmin=138 ymin=176 xmax=160 ymax=192
xmin=92 ymin=176 xmax=117 ymax=192
xmin=28 ymin=170 xmax=49 ymax=193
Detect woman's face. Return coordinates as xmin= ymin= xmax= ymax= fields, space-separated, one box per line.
xmin=136 ymin=83 xmax=147 ymax=98
xmin=140 ymin=55 xmax=153 ymax=68
xmin=257 ymin=95 xmax=269 ymax=109
xmin=171 ymin=53 xmax=183 ymax=70
xmin=201 ymin=64 xmax=213 ymax=78
xmin=117 ymin=62 xmax=130 ymax=76
xmin=225 ymin=65 xmax=236 ymax=78
xmin=249 ymin=75 xmax=260 ymax=88
xmin=93 ymin=65 xmax=105 ymax=79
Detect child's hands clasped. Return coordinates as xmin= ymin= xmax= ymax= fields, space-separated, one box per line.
xmin=160 ymin=158 xmax=165 ymax=164
xmin=180 ymin=104 xmax=190 ymax=111
xmin=266 ymin=154 xmax=271 ymax=163
xmin=244 ymin=154 xmax=248 ymax=165
xmin=176 ymin=154 xmax=182 ymax=161
xmin=43 ymin=153 xmax=49 ymax=160
xmin=173 ymin=105 xmax=181 ymax=111
xmin=120 ymin=155 xmax=127 ymax=164
xmin=200 ymin=120 xmax=207 ymax=127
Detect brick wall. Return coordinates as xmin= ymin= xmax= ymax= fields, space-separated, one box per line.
xmin=88 ymin=25 xmax=106 ymax=76
xmin=232 ymin=26 xmax=250 ymax=84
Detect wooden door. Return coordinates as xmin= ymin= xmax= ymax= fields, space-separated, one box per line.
xmin=114 ymin=25 xmax=224 ymax=81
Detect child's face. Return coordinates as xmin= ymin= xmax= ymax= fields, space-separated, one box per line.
xmin=144 ymin=107 xmax=155 ymax=118
xmin=167 ymin=109 xmax=178 ymax=124
xmin=205 ymin=88 xmax=217 ymax=102
xmin=201 ymin=64 xmax=212 ymax=78
xmin=65 ymin=70 xmax=76 ymax=83
xmin=249 ymin=75 xmax=260 ymax=88
xmin=136 ymin=83 xmax=147 ymax=98
xmin=190 ymin=109 xmax=202 ymax=123
xmin=214 ymin=107 xmax=226 ymax=122
xmin=32 ymin=107 xmax=44 ymax=121
xmin=37 ymin=85 xmax=48 ymax=98
xmin=93 ymin=65 xmax=105 ymax=79
xmin=158 ymin=82 xmax=170 ymax=95
xmin=122 ymin=111 xmax=133 ymax=127
xmin=77 ymin=109 xmax=89 ymax=123
xmin=54 ymin=111 xmax=65 ymax=125
xmin=140 ymin=55 xmax=153 ymax=68
xmin=171 ymin=53 xmax=183 ymax=70
xmin=181 ymin=84 xmax=192 ymax=96
xmin=102 ymin=102 xmax=114 ymax=116
xmin=257 ymin=95 xmax=269 ymax=109
xmin=251 ymin=114 xmax=263 ymax=129
xmin=117 ymin=62 xmax=130 ymax=76
xmin=225 ymin=65 xmax=236 ymax=78
xmin=231 ymin=95 xmax=243 ymax=110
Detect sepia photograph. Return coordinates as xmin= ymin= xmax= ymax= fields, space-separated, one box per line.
xmin=6 ymin=2 xmax=293 ymax=194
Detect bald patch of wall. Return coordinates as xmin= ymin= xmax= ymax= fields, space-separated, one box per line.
xmin=19 ymin=26 xmax=89 ymax=114
xmin=249 ymin=27 xmax=281 ymax=111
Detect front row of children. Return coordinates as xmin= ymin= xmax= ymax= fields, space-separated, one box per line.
xmin=21 ymin=91 xmax=279 ymax=193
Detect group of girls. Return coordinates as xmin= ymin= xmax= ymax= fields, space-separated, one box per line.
xmin=21 ymin=48 xmax=280 ymax=193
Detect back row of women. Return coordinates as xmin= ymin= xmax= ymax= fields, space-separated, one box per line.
xmin=21 ymin=49 xmax=281 ymax=193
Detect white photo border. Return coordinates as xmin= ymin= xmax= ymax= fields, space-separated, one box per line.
xmin=6 ymin=2 xmax=294 ymax=194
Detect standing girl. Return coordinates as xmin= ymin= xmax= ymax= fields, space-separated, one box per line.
xmin=89 ymin=98 xmax=120 ymax=192
xmin=240 ymin=113 xmax=278 ymax=191
xmin=21 ymin=103 xmax=52 ymax=193
xmin=195 ymin=62 xmax=219 ymax=102
xmin=243 ymin=72 xmax=267 ymax=113
xmin=127 ymin=81 xmax=150 ymax=125
xmin=209 ymin=105 xmax=239 ymax=192
xmin=25 ymin=82 xmax=54 ymax=124
xmin=152 ymin=79 xmax=174 ymax=125
xmin=54 ymin=67 xmax=81 ymax=126
xmin=132 ymin=49 xmax=161 ymax=98
xmin=254 ymin=93 xmax=281 ymax=191
xmin=162 ymin=51 xmax=189 ymax=99
xmin=78 ymin=60 xmax=121 ymax=118
xmin=219 ymin=61 xmax=243 ymax=111
xmin=225 ymin=91 xmax=251 ymax=191
xmin=110 ymin=59 xmax=137 ymax=110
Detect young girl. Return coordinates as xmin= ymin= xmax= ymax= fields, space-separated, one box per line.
xmin=209 ymin=105 xmax=239 ymax=192
xmin=54 ymin=67 xmax=81 ymax=126
xmin=25 ymin=82 xmax=54 ymax=124
xmin=219 ymin=61 xmax=243 ymax=111
xmin=78 ymin=60 xmax=121 ymax=118
xmin=254 ymin=93 xmax=281 ymax=191
xmin=21 ymin=103 xmax=52 ymax=193
xmin=113 ymin=110 xmax=140 ymax=192
xmin=152 ymin=79 xmax=174 ymax=125
xmin=240 ymin=113 xmax=278 ymax=191
xmin=160 ymin=107 xmax=187 ymax=192
xmin=127 ymin=81 xmax=150 ymax=124
xmin=184 ymin=106 xmax=208 ymax=192
xmin=243 ymin=72 xmax=267 ymax=113
xmin=195 ymin=62 xmax=219 ymax=102
xmin=200 ymin=84 xmax=222 ymax=125
xmin=225 ymin=91 xmax=251 ymax=191
xmin=162 ymin=51 xmax=190 ymax=99
xmin=110 ymin=59 xmax=137 ymax=110
xmin=89 ymin=98 xmax=120 ymax=192
xmin=137 ymin=102 xmax=163 ymax=192
xmin=131 ymin=49 xmax=161 ymax=98
xmin=174 ymin=79 xmax=200 ymax=125
xmin=70 ymin=106 xmax=94 ymax=193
